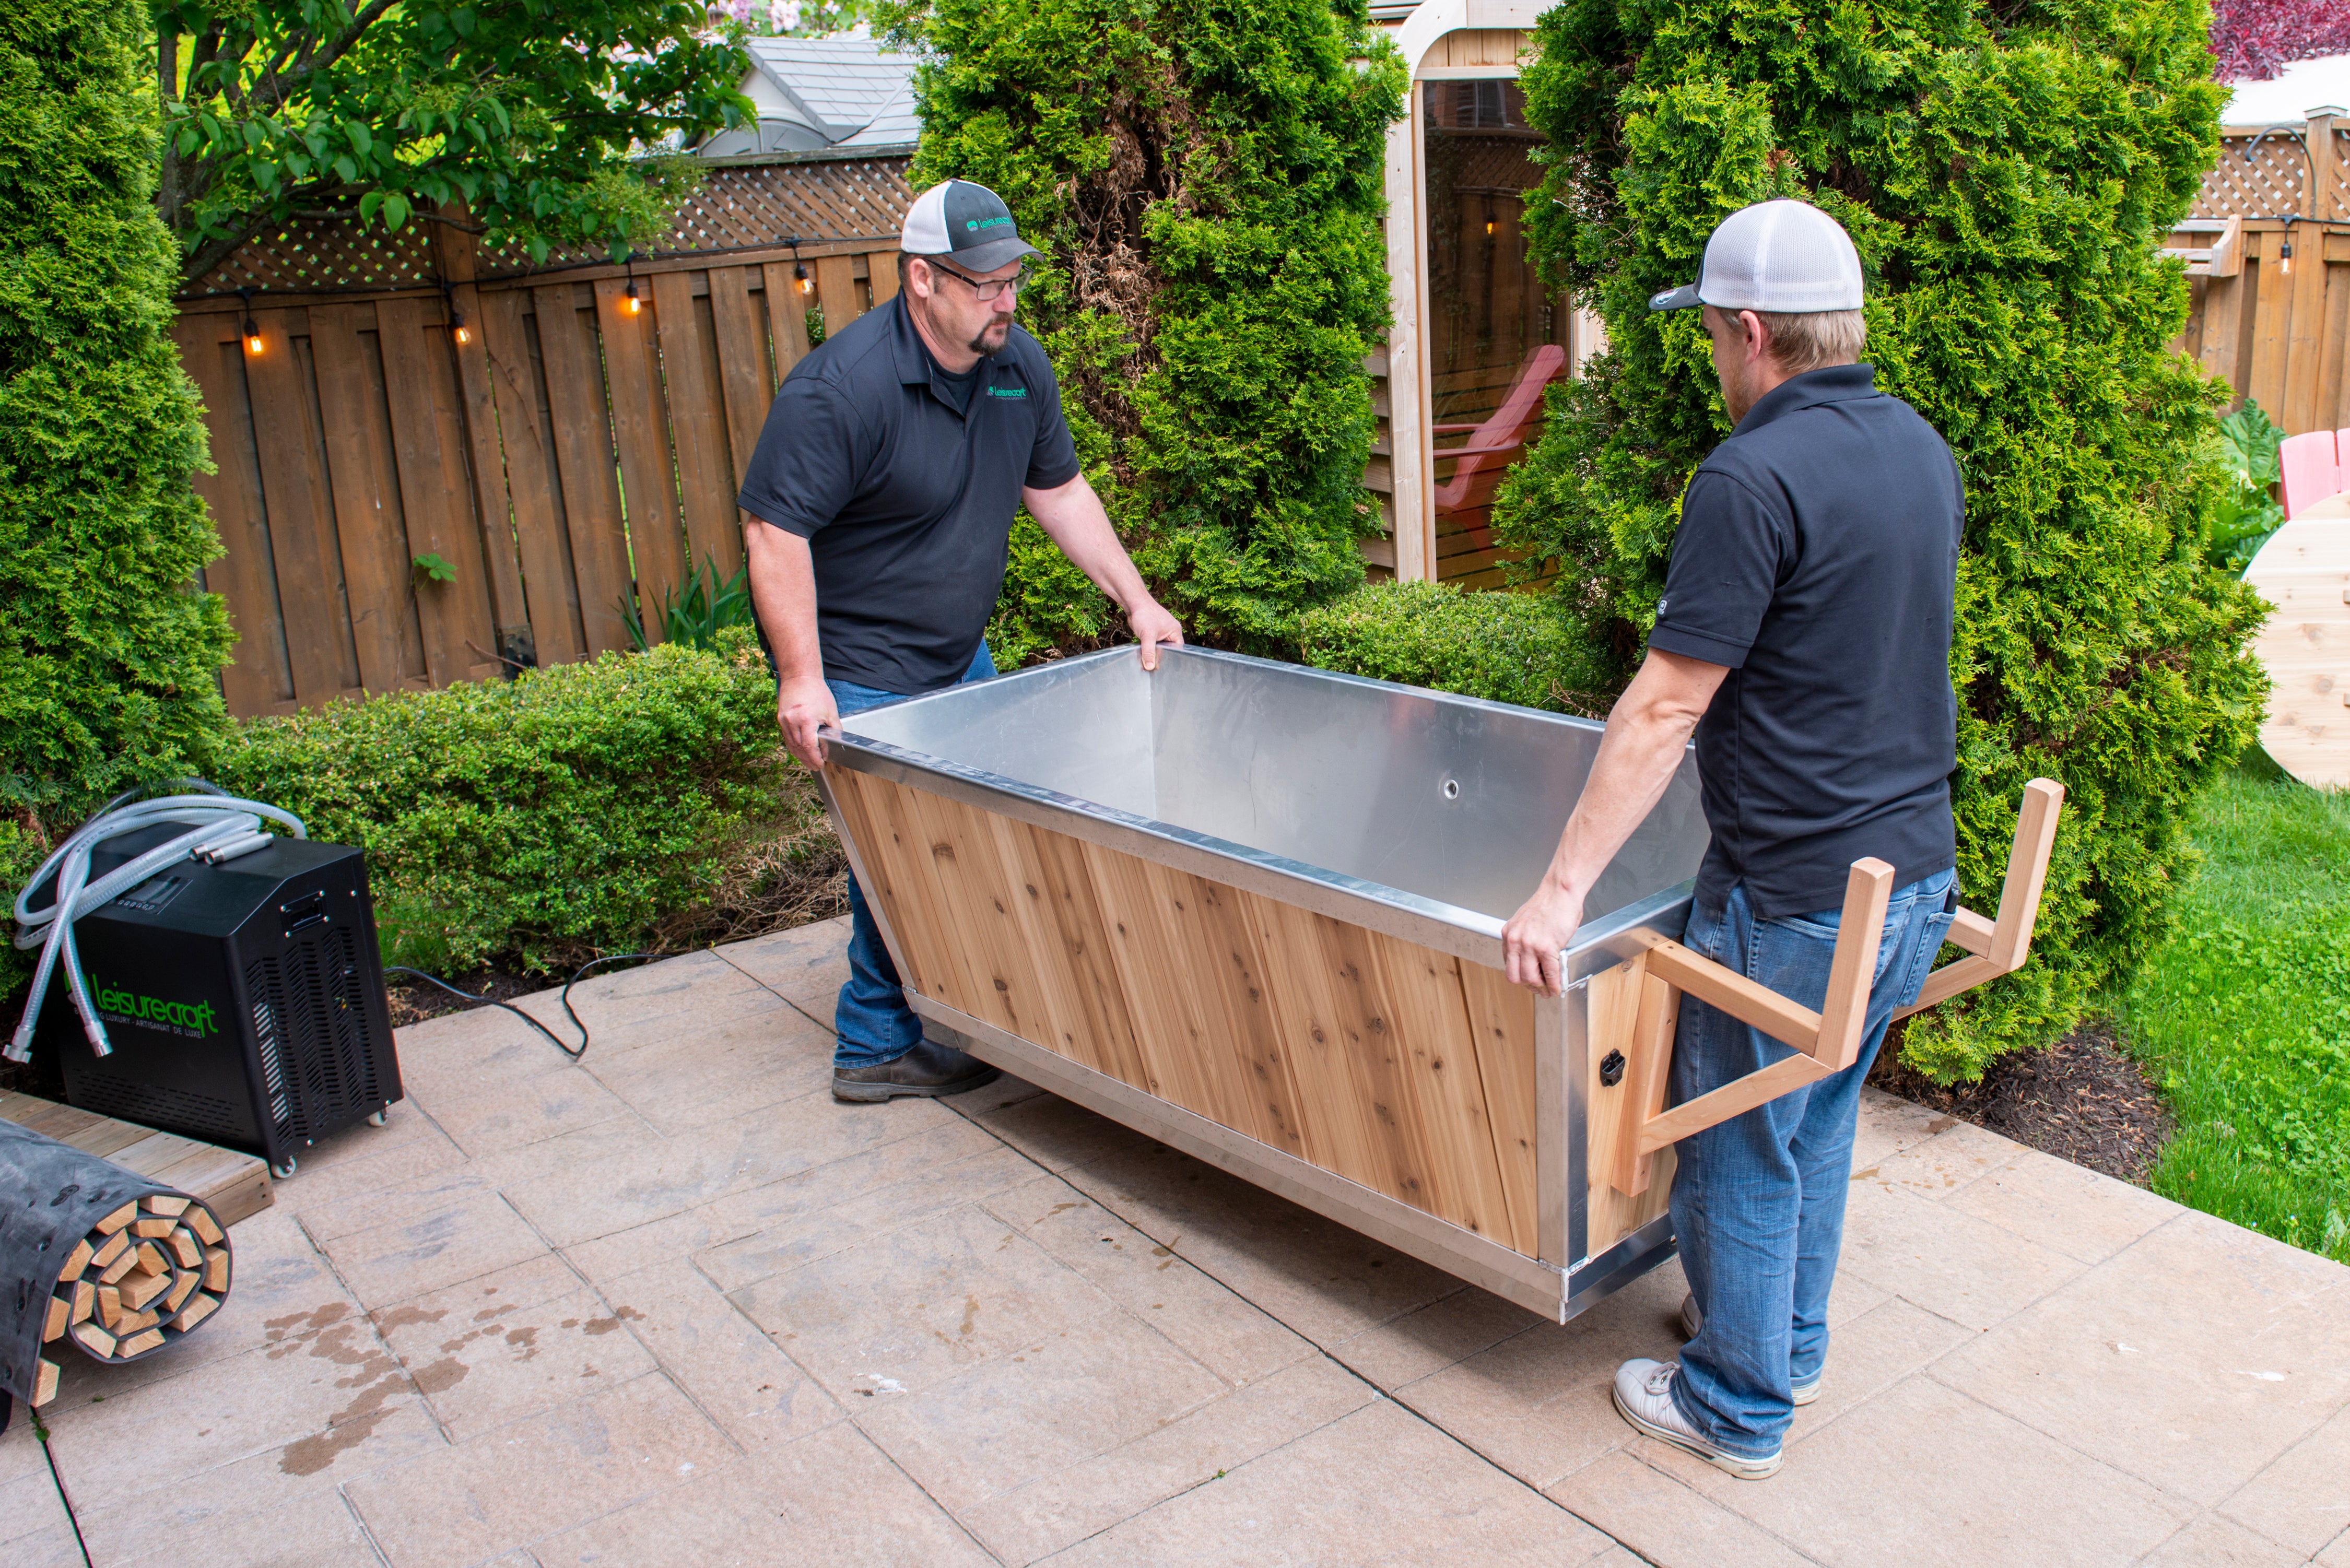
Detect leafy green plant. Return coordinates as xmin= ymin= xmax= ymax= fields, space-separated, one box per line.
xmin=412 ymin=551 xmax=457 ymax=585
xmin=2206 ymin=399 xmax=2286 ymax=573
xmin=1295 ymin=582 xmax=1614 ymax=714
xmin=2 ymin=0 xmax=236 ymax=1000
xmin=215 ymin=628 xmax=837 ymax=973
xmin=2118 ymin=765 xmax=2349 ymax=1265
xmin=879 ymin=0 xmax=1406 ymax=655
xmin=620 ymin=556 xmax=758 ymax=653
xmin=154 ymin=0 xmax=752 ymax=284
xmin=1499 ymin=0 xmax=2271 ymax=1080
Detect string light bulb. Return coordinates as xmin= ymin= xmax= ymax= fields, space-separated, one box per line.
xmin=243 ymin=317 xmax=263 ymax=355
xmin=794 ymin=262 xmax=812 ymax=295
xmin=449 ymin=310 xmax=471 ymax=345
xmin=1485 ymin=215 xmax=1497 ymax=237
xmin=2278 ymin=239 xmax=2293 ymax=278
xmin=624 ymin=280 xmax=642 ymax=315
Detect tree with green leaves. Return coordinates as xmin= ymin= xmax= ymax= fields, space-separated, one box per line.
xmin=3 ymin=0 xmax=236 ymax=994
xmin=1498 ymin=0 xmax=2269 ymax=1079
xmin=154 ymin=0 xmax=753 ymax=285
xmin=878 ymin=0 xmax=1406 ymax=659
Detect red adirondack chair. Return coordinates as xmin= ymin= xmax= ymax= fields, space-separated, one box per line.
xmin=1430 ymin=344 xmax=1568 ymax=539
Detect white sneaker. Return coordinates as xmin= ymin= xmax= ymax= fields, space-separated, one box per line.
xmin=1677 ymin=1295 xmax=1822 ymax=1407
xmin=1612 ymin=1359 xmax=1784 ymax=1480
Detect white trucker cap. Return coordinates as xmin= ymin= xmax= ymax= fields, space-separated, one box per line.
xmin=1648 ymin=199 xmax=1863 ymax=313
xmin=900 ymin=179 xmax=1039 ymax=273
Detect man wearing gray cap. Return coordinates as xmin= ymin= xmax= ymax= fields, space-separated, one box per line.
xmin=1500 ymin=199 xmax=1964 ymax=1478
xmin=739 ymin=179 xmax=1183 ymax=1103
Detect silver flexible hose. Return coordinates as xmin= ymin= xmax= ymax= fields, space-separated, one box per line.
xmin=8 ymin=781 xmax=306 ymax=1063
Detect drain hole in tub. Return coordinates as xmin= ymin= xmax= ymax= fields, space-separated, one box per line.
xmin=1441 ymin=778 xmax=1461 ymax=801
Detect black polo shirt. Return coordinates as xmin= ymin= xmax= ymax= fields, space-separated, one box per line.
xmin=1647 ymin=363 xmax=1963 ymax=918
xmin=737 ymin=294 xmax=1082 ymax=694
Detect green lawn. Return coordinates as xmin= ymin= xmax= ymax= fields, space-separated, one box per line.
xmin=2116 ymin=763 xmax=2350 ymax=1265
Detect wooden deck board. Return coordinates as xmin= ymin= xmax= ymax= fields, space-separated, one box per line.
xmin=0 ymin=1095 xmax=273 ymax=1227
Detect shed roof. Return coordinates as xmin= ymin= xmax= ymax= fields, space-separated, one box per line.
xmin=738 ymin=34 xmax=919 ymax=147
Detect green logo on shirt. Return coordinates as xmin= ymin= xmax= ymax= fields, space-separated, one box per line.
xmin=989 ymin=386 xmax=1027 ymax=398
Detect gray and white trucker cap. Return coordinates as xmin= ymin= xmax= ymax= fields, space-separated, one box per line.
xmin=1648 ymin=199 xmax=1862 ymax=313
xmin=900 ymin=180 xmax=1039 ymax=273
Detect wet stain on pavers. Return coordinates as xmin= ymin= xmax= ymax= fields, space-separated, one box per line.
xmin=278 ymin=1405 xmax=398 ymax=1476
xmin=410 ymin=1357 xmax=469 ymax=1395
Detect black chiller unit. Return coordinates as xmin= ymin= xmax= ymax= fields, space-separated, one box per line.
xmin=28 ymin=824 xmax=403 ymax=1177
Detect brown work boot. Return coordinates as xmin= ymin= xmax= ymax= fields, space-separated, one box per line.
xmin=831 ymin=1039 xmax=1002 ymax=1103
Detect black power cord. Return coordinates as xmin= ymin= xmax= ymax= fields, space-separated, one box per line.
xmin=385 ymin=953 xmax=662 ymax=1061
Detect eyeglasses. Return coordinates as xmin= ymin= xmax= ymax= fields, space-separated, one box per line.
xmin=926 ymin=261 xmax=1030 ymax=301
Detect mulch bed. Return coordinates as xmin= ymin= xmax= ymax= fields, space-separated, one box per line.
xmin=384 ymin=964 xmax=548 ymax=1029
xmin=1869 ymin=1019 xmax=2175 ymax=1185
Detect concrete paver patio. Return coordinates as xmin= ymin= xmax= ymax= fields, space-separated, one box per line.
xmin=7 ymin=916 xmax=2347 ymax=1567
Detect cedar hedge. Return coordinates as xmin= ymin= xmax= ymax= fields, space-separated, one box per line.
xmin=1499 ymin=0 xmax=2270 ymax=1079
xmin=1296 ymin=581 xmax=1614 ymax=714
xmin=0 ymin=0 xmax=236 ymax=997
xmin=877 ymin=0 xmax=1408 ymax=661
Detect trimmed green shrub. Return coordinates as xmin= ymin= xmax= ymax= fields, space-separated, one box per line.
xmin=1 ymin=0 xmax=235 ymax=997
xmin=1296 ymin=581 xmax=1614 ymax=713
xmin=215 ymin=630 xmax=838 ymax=974
xmin=1502 ymin=0 xmax=2270 ymax=1080
xmin=879 ymin=0 xmax=1407 ymax=655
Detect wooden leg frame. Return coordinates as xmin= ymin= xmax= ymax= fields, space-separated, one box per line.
xmin=1607 ymin=779 xmax=2065 ymax=1198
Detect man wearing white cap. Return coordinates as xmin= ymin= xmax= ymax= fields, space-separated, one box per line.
xmin=739 ymin=179 xmax=1183 ymax=1103
xmin=1499 ymin=200 xmax=1965 ymax=1478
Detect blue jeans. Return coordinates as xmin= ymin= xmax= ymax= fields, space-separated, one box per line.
xmin=826 ymin=641 xmax=997 ymax=1070
xmin=1667 ymin=867 xmax=1957 ymax=1458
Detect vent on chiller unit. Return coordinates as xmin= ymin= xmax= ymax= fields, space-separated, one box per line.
xmin=246 ymin=955 xmax=296 ymax=1147
xmin=249 ymin=922 xmax=382 ymax=1146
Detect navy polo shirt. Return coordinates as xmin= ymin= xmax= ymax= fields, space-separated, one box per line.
xmin=737 ymin=294 xmax=1082 ymax=694
xmin=1647 ymin=364 xmax=1964 ymax=918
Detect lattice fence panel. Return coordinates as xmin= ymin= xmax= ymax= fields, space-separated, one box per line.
xmin=182 ymin=156 xmax=914 ymax=297
xmin=488 ymin=155 xmax=915 ymax=274
xmin=190 ymin=217 xmax=439 ymax=297
xmin=2193 ymin=133 xmax=2307 ymax=218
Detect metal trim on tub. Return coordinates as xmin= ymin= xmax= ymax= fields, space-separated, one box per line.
xmin=913 ymin=996 xmax=1575 ymax=1323
xmin=1566 ymin=1212 xmax=1679 ymax=1321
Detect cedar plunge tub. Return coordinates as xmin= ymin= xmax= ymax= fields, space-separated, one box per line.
xmin=817 ymin=644 xmax=1714 ymax=1321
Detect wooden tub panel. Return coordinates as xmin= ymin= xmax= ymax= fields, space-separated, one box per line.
xmin=898 ymin=782 xmax=1085 ymax=1052
xmin=833 ymin=769 xmax=1535 ymax=1254
xmin=1367 ymin=938 xmax=1522 ymax=1251
xmin=825 ymin=769 xmax=955 ymax=1010
xmin=1238 ymin=899 xmax=1449 ymax=1217
xmin=978 ymin=807 xmax=1153 ymax=1088
xmin=1455 ymin=961 xmax=1541 ymax=1257
xmin=1079 ymin=846 xmax=1288 ymax=1147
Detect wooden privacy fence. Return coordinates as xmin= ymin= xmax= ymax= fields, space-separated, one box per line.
xmin=173 ymin=152 xmax=914 ymax=717
xmin=2170 ymin=116 xmax=2350 ymax=434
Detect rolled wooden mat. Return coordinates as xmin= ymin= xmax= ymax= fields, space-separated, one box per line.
xmin=1 ymin=1119 xmax=233 ymax=1424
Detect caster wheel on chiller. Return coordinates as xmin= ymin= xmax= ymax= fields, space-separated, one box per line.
xmin=270 ymin=1157 xmax=297 ymax=1180
xmin=367 ymin=1109 xmax=389 ymax=1127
